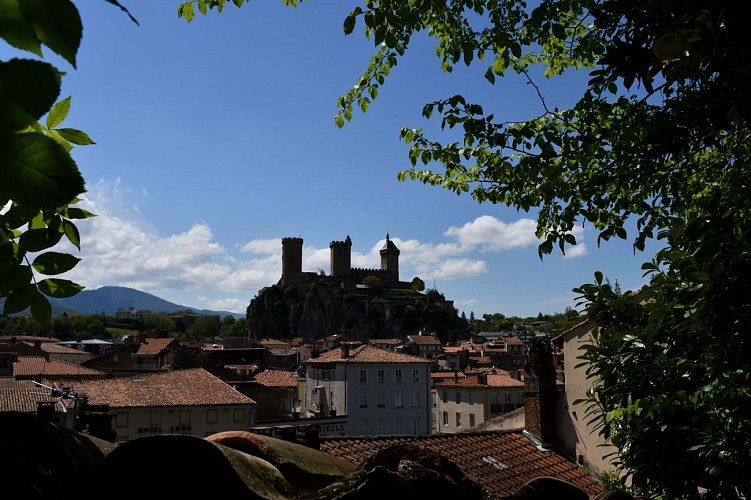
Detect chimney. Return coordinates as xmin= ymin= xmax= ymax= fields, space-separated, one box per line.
xmin=341 ymin=344 xmax=350 ymax=359
xmin=524 ymin=338 xmax=557 ymax=446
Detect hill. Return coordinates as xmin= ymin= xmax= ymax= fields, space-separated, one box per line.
xmin=1 ymin=286 xmax=243 ymax=319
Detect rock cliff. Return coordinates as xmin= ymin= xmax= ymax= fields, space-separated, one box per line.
xmin=246 ymin=279 xmax=468 ymax=343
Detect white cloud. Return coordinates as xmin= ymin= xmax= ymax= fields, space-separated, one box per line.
xmin=563 ymin=243 xmax=588 ymax=259
xmin=444 ymin=215 xmax=540 ymax=251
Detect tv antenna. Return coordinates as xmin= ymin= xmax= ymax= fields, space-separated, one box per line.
xmin=30 ymin=380 xmax=78 ymax=413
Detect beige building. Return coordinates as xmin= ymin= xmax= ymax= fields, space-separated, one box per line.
xmin=552 ymin=319 xmax=619 ymax=475
xmin=76 ymin=368 xmax=257 ymax=442
xmin=433 ymin=370 xmax=524 ymax=433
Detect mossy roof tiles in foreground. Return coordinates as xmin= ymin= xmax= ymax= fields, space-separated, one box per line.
xmin=320 ymin=430 xmax=604 ymax=499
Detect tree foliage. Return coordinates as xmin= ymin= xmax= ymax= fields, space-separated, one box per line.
xmin=179 ymin=0 xmax=751 ymax=496
xmin=1 ymin=0 xmax=136 ymax=327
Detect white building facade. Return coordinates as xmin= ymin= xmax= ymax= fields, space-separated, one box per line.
xmin=304 ymin=345 xmax=433 ymax=436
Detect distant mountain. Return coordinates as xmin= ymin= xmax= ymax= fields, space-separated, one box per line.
xmin=8 ymin=286 xmax=244 ymax=319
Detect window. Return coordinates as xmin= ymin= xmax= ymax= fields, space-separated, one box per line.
xmin=413 ymin=417 xmax=420 ymax=435
xmin=179 ymin=410 xmax=191 ymax=426
xmin=412 ymin=390 xmax=421 ymax=407
xmin=491 ymin=393 xmax=498 ymax=406
xmin=412 ymin=369 xmax=420 ymax=382
xmin=233 ymin=408 xmax=245 ymax=423
xmin=455 ymin=412 xmax=462 ymax=427
xmin=442 ymin=411 xmax=449 ymax=426
xmin=469 ymin=413 xmax=476 ymax=427
xmin=359 ymin=419 xmax=369 ymax=435
xmin=395 ymin=417 xmax=404 ymax=434
xmin=442 ymin=390 xmax=448 ymax=402
xmin=505 ymin=391 xmax=512 ymax=403
xmin=320 ymin=369 xmax=332 ymax=381
xmin=206 ymin=409 xmax=218 ymax=425
xmin=115 ymin=412 xmax=129 ymax=428
xmin=377 ymin=369 xmax=385 ymax=383
xmin=518 ymin=392 xmax=524 ymax=405
xmin=359 ymin=391 xmax=368 ymax=408
xmin=359 ymin=369 xmax=367 ymax=383
xmin=377 ymin=418 xmax=386 ymax=434
xmin=456 ymin=391 xmax=462 ymax=404
xmin=377 ymin=391 xmax=385 ymax=408
xmin=395 ymin=369 xmax=402 ymax=383
xmin=394 ymin=390 xmax=403 ymax=408
xmin=468 ymin=391 xmax=474 ymax=405
xmin=150 ymin=410 xmax=162 ymax=426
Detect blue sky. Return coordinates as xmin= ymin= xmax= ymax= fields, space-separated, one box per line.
xmin=5 ymin=1 xmax=659 ymax=318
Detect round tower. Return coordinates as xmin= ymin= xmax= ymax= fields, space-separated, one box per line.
xmin=330 ymin=235 xmax=352 ymax=278
xmin=380 ymin=233 xmax=400 ymax=283
xmin=281 ymin=237 xmax=303 ymax=286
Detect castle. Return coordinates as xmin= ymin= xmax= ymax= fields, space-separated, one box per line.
xmin=279 ymin=234 xmax=406 ymax=289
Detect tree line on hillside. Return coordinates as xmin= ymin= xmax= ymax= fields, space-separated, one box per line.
xmin=0 ymin=312 xmax=247 ymax=342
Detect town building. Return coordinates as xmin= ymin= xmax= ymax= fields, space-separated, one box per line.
xmin=433 ymin=369 xmax=525 ymax=433
xmin=303 ymin=344 xmax=432 ymax=436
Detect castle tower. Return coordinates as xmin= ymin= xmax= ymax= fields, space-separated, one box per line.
xmin=380 ymin=233 xmax=400 ymax=282
xmin=330 ymin=236 xmax=352 ymax=278
xmin=281 ymin=237 xmax=303 ymax=286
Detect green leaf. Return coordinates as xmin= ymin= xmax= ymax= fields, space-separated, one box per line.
xmin=178 ymin=3 xmax=195 ymax=22
xmin=30 ymin=291 xmax=52 ymax=327
xmin=18 ymin=0 xmax=82 ymax=67
xmin=0 ymin=264 xmax=32 ymax=294
xmin=0 ymin=0 xmax=43 ymax=57
xmin=61 ymin=206 xmax=95 ymax=220
xmin=2 ymin=283 xmax=36 ymax=313
xmin=0 ymin=132 xmax=85 ymax=210
xmin=0 ymin=202 xmax=39 ymax=229
xmin=32 ymin=251 xmax=80 ymax=275
xmin=61 ymin=219 xmax=81 ymax=249
xmin=38 ymin=278 xmax=83 ymax=298
xmin=0 ymin=59 xmax=61 ymax=132
xmin=55 ymin=127 xmax=95 ymax=145
xmin=19 ymin=227 xmax=63 ymax=252
xmin=46 ymin=95 xmax=71 ymax=129
xmin=344 ymin=13 xmax=356 ymax=35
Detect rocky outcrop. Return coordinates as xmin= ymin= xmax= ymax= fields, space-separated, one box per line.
xmin=247 ymin=281 xmax=468 ymax=343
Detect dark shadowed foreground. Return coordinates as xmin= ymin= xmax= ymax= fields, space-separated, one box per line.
xmin=1 ymin=411 xmax=639 ymax=499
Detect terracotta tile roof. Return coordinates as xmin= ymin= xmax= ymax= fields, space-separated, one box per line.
xmin=434 ymin=374 xmax=524 ymax=388
xmin=253 ymin=369 xmax=298 ymax=388
xmin=12 ymin=356 xmax=105 ymax=379
xmin=258 ymin=338 xmax=291 ymax=348
xmin=406 ymin=334 xmax=442 ymax=345
xmin=320 ymin=430 xmax=604 ymax=499
xmin=35 ymin=343 xmax=86 ymax=355
xmin=0 ymin=378 xmax=77 ymax=413
xmin=73 ymin=368 xmax=256 ymax=408
xmin=308 ymin=345 xmax=431 ymax=364
xmin=369 ymin=338 xmax=402 ymax=346
xmin=135 ymin=337 xmax=178 ymax=355
xmin=442 ymin=345 xmax=464 ymax=354
xmin=431 ymin=371 xmax=466 ymax=380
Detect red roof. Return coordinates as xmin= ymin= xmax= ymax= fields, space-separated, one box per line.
xmin=73 ymin=368 xmax=256 ymax=408
xmin=308 ymin=345 xmax=430 ymax=364
xmin=12 ymin=356 xmax=105 ymax=379
xmin=253 ymin=369 xmax=298 ymax=388
xmin=320 ymin=430 xmax=604 ymax=499
xmin=135 ymin=338 xmax=178 ymax=355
